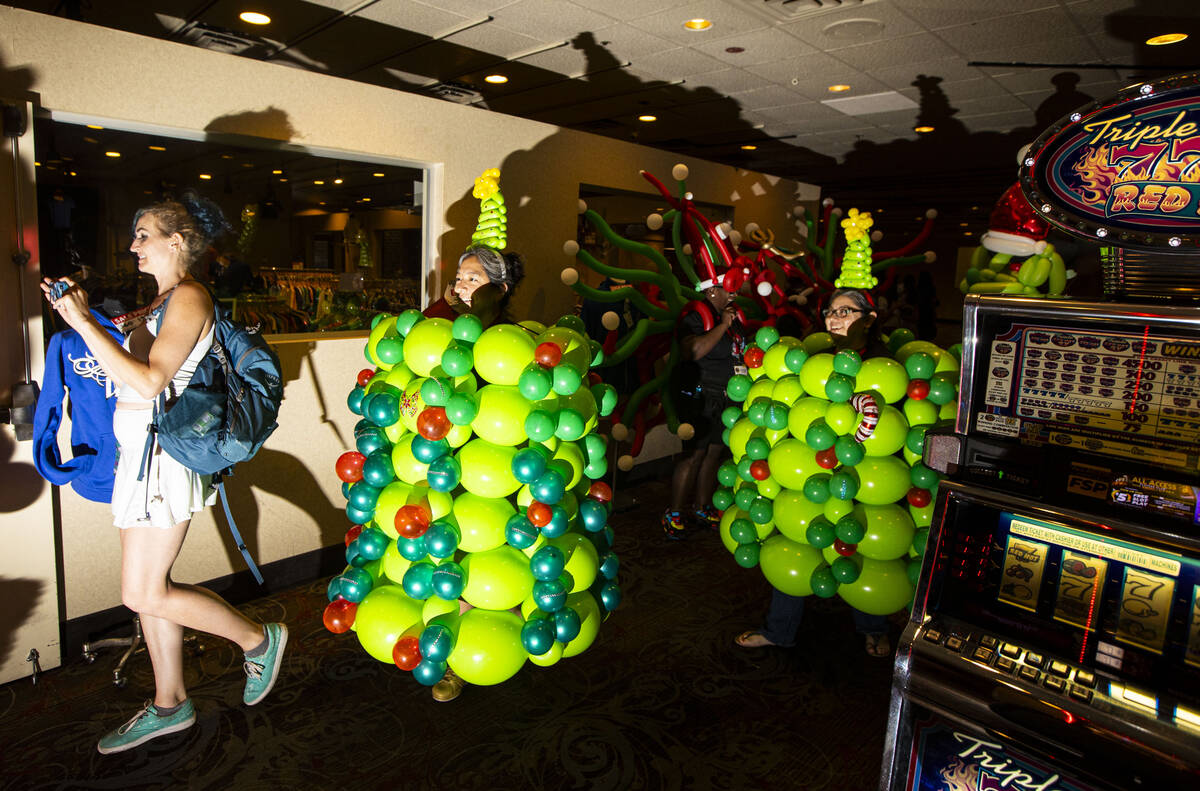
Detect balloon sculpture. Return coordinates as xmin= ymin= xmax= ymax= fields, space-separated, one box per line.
xmin=325 ymin=309 xmax=622 ymax=686
xmin=961 ymin=183 xmax=1073 ymax=298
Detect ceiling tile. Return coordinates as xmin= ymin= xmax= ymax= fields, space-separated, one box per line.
xmin=781 ymin=1 xmax=926 ymax=49
xmin=577 ymin=0 xmax=693 ymax=24
xmin=744 ymin=51 xmax=871 ymax=100
xmin=692 ymin=25 xmax=814 ymax=66
xmin=833 ymin=32 xmax=960 ymax=71
xmin=441 ymin=23 xmax=547 ymax=59
xmin=405 ymin=0 xmax=524 ymax=15
xmin=889 ymin=0 xmax=1062 ymax=30
xmin=869 ymin=58 xmax=994 ymax=92
xmin=626 ymin=46 xmax=729 ymax=81
xmin=733 ymin=84 xmax=808 ymax=111
xmin=632 ymin=0 xmax=772 ymax=47
xmin=689 ymin=68 xmax=776 ymax=95
xmin=352 ymin=1 xmax=474 ymax=37
xmin=489 ymin=0 xmax=617 ymax=41
xmin=956 ymin=109 xmax=1038 ymax=129
xmin=934 ymin=8 xmax=1080 ymax=53
xmin=518 ymin=44 xmax=591 ymax=76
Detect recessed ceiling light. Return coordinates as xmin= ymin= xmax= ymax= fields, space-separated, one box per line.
xmin=279 ymin=177 xmax=288 ymax=182
xmin=828 ymin=84 xmax=851 ymax=93
xmin=361 ymin=197 xmax=371 ymax=202
xmin=959 ymin=222 xmax=969 ymax=227
xmin=684 ymin=18 xmax=712 ymax=31
xmin=314 ymin=180 xmax=325 ymax=185
xmin=221 ymin=153 xmax=235 ymax=160
xmin=914 ymin=125 xmax=935 ymax=133
xmin=148 ymin=145 xmax=166 ymax=151
xmin=320 ymin=201 xmax=326 ymax=206
xmin=199 ymin=173 xmax=212 ymax=180
xmin=484 ymin=74 xmax=508 ymax=84
xmin=69 ymin=171 xmax=77 ymax=176
xmin=373 ymin=172 xmax=385 ymax=178
xmin=83 ymin=137 xmax=98 ymax=144
xmin=1146 ymin=33 xmax=1187 ymax=46
xmin=334 ymin=177 xmax=344 ymax=184
xmin=104 ymin=151 xmax=121 ymax=158
xmin=741 ymin=144 xmax=757 ymax=151
xmin=239 ymin=11 xmax=270 ymax=25
xmin=86 ymin=124 xmax=103 ymax=130
xmin=34 ymin=161 xmax=41 ymax=167
xmin=638 ymin=114 xmax=657 ymax=122
xmin=272 ymin=169 xmax=282 ymax=175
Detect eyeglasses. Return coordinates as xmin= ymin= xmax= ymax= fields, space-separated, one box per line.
xmin=822 ymin=307 xmax=863 ymax=319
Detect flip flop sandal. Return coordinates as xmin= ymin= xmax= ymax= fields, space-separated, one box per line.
xmin=864 ymin=634 xmax=891 ymax=657
xmin=734 ymin=630 xmax=776 ymax=648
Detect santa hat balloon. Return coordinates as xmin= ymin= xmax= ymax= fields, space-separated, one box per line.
xmin=980 ymin=182 xmax=1048 ymax=257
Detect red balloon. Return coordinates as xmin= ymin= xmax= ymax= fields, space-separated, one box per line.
xmin=744 ymin=347 xmax=765 ymax=369
xmin=535 ymin=342 xmax=563 ymax=368
xmin=587 ymin=371 xmax=603 ymax=386
xmin=417 ymin=406 xmax=451 ymax=441
xmin=336 ymin=451 xmax=366 ymax=483
xmin=527 ymin=501 xmax=552 ymax=527
xmin=344 ymin=524 xmax=364 ymax=547
xmin=357 ymin=368 xmax=376 ymax=387
xmin=749 ymin=459 xmax=771 ymax=481
xmin=587 ymin=481 xmax=613 ymax=503
xmin=392 ymin=635 xmax=422 ymax=671
xmin=814 ymin=447 xmax=839 ymax=470
xmin=323 ymin=599 xmax=358 ymax=634
xmin=906 ymin=379 xmax=930 ymax=400
xmin=395 ymin=504 xmax=431 ymax=538
xmin=833 ymin=539 xmax=858 ymax=557
xmin=907 ymin=487 xmax=932 ymax=508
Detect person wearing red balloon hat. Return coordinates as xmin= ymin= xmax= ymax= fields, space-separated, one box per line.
xmin=735 ymin=285 xmax=891 ymax=657
xmin=664 ymin=256 xmax=748 ymax=540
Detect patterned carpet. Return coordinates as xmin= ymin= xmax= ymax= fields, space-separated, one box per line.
xmin=0 ymin=478 xmax=895 ymax=791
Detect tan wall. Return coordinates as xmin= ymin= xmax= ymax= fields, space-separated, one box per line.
xmin=1 ymin=7 xmax=818 ymax=621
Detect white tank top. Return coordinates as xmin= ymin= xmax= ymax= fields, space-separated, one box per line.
xmin=116 ymin=300 xmax=214 ymax=403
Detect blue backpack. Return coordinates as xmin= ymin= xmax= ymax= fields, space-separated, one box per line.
xmin=140 ymin=296 xmax=283 ymax=583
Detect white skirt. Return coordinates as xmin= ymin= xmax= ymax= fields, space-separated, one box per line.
xmin=112 ymin=407 xmax=216 ymax=529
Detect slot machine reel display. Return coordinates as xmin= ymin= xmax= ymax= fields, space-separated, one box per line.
xmin=881 ymin=69 xmax=1200 ymax=791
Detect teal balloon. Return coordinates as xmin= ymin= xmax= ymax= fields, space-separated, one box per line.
xmin=552 ymin=364 xmax=582 ymax=396
xmin=802 ymin=474 xmax=831 ymax=503
xmin=425 ymin=520 xmax=461 ymax=558
xmin=835 ymin=514 xmax=866 ymax=544
xmin=579 ymin=499 xmax=608 ymax=532
xmin=356 ymin=526 xmax=389 ymax=561
xmin=717 ymin=462 xmax=738 ymax=487
xmin=431 ymin=561 xmax=465 ymax=600
xmin=831 ymin=556 xmax=861 ymax=584
xmin=810 ymin=565 xmax=838 ymax=598
xmin=904 ymin=352 xmax=935 ymax=380
xmin=598 ymin=551 xmax=620 ymax=580
xmin=713 ymin=487 xmax=734 ymax=510
xmin=530 ymin=546 xmax=567 ymax=581
xmin=355 ymin=426 xmax=388 ymax=457
xmin=726 ymin=374 xmax=752 ymax=401
xmin=805 ymin=420 xmax=837 ymax=451
xmin=452 ymin=313 xmax=484 ymax=343
xmin=745 ymin=436 xmax=770 ymax=461
xmin=441 ymin=343 xmax=474 ymax=377
xmin=426 ymin=455 xmax=461 ymax=492
xmin=729 ymin=518 xmax=757 ymax=544
xmin=598 ymin=581 xmax=622 ymax=611
xmin=721 ymin=406 xmax=742 ymax=429
xmin=521 ymin=617 xmax=557 ymax=656
xmin=755 ymin=326 xmax=780 ymax=350
xmin=444 ymin=392 xmax=478 ymax=426
xmin=748 ymin=497 xmax=773 ymax=525
xmin=531 ymin=469 xmax=566 ymax=504
xmin=361 ymin=449 xmax=395 ymax=487
xmin=805 ymin=517 xmax=835 ymax=549
xmin=784 ymin=347 xmax=809 ymax=373
xmin=346 ymin=505 xmax=373 ymax=525
xmin=554 ymin=606 xmax=582 ymax=642
xmin=367 ymin=392 xmax=400 ymax=426
xmin=402 ymin=560 xmax=436 ymax=600
xmin=519 ymin=365 xmax=553 ymax=401
xmin=413 ymin=658 xmax=447 ymax=687
xmin=334 ymin=567 xmax=374 ymax=603
xmin=525 ymin=410 xmax=555 ymax=442
xmin=541 ymin=505 xmax=569 ymax=538
xmin=512 ymin=448 xmax=548 ymax=484
xmin=421 ymin=377 xmax=452 ymax=407
xmin=347 ymin=385 xmax=366 ymax=415
xmin=411 ymin=436 xmax=449 ymax=465
xmin=734 ymin=543 xmax=761 ymax=568
xmin=834 ymin=436 xmax=865 ymax=466
xmin=505 ymin=514 xmax=539 ymax=549
xmin=824 ymin=373 xmax=854 ymax=403
xmin=832 ymin=349 xmax=862 ymax=376
xmin=828 ymin=471 xmax=859 ymax=501
xmin=348 ymin=482 xmax=382 ymax=511
xmin=420 ymin=622 xmax=456 ymax=662
xmin=397 ymin=535 xmax=429 ymax=561
xmin=533 ymin=577 xmax=569 ymax=612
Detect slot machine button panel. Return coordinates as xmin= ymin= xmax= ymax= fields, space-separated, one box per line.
xmin=923 ymin=628 xmax=943 ymax=644
xmin=1000 ymin=642 xmax=1021 ymax=659
xmin=996 ymin=656 xmax=1017 ymax=674
xmin=944 ymin=635 xmax=965 ymax=653
xmin=1019 ymin=666 xmax=1040 ymax=683
xmin=1024 ymin=652 xmax=1046 ymax=669
xmin=1074 ymin=670 xmax=1097 ymax=689
xmin=972 ymin=647 xmax=995 ymax=664
xmin=1070 ymin=685 xmax=1094 ymax=703
xmin=1049 ymin=660 xmax=1071 ymax=678
xmin=979 ymin=635 xmax=998 ymax=649
xmin=1044 ymin=676 xmax=1068 ymax=693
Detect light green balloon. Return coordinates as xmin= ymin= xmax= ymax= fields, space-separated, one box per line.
xmin=354 ymin=584 xmax=423 ymax=663
xmin=823 ymin=496 xmax=855 ymax=523
xmin=561 ymin=591 xmax=603 ymax=658
xmin=383 ymin=361 xmax=415 ymax=393
xmin=744 ymin=378 xmax=775 ymax=410
xmin=538 ymin=326 xmax=592 ymax=373
xmin=772 ymin=489 xmax=825 ymax=543
xmin=761 ymin=337 xmax=801 ymax=381
xmin=470 ymin=385 xmax=532 ymax=446
xmin=860 ymin=406 xmax=909 ymax=457
xmin=560 ymin=388 xmax=599 ymax=435
xmin=474 ymin=324 xmax=536 ymax=386
xmin=402 ymin=318 xmax=454 ymax=378
xmin=549 ymin=531 xmax=599 ymax=592
xmin=447 ymin=608 xmax=526 ymax=685
xmin=854 ymin=456 xmax=912 ymax=505
xmin=759 ymin=535 xmax=825 ymax=596
xmin=421 ymin=593 xmax=458 ymax=624
xmin=787 ymin=397 xmax=830 ymax=440
xmin=824 ymin=402 xmax=858 ymax=436
xmin=909 ymin=501 xmax=935 ymax=528
xmin=717 ymin=507 xmax=774 ymax=553
xmin=803 ymin=331 xmax=835 ymax=354
xmin=855 ymin=503 xmax=916 ymax=561
xmin=366 ymin=316 xmax=399 ymax=370
xmin=373 ymin=481 xmax=414 ymax=539
xmin=461 ymin=545 xmax=534 ymax=610
xmin=452 ymin=491 xmax=514 ymax=552
xmin=528 ymin=639 xmax=565 ymax=667
xmin=770 ymin=375 xmax=805 ymax=406
xmin=855 ymin=358 xmax=909 ymax=404
xmin=381 ymin=537 xmax=412 ymax=584
xmin=767 ymin=438 xmax=823 ymax=490
xmin=551 ymin=442 xmax=585 ymax=490
xmin=903 ymin=398 xmax=940 ymax=427
xmin=728 ymin=417 xmax=757 ymax=459
xmin=837 ymin=556 xmax=914 ymax=616
xmin=390 ymin=433 xmax=430 ymax=485
xmin=457 ymin=439 xmax=520 ymax=498
xmin=799 ymin=354 xmax=835 ymax=398
xmin=939 ymin=401 xmax=958 ymax=421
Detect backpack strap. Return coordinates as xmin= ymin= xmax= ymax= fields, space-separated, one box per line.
xmin=216 ymin=478 xmax=265 ymax=585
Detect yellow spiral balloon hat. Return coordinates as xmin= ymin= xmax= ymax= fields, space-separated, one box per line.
xmin=836 ymin=208 xmax=878 ymax=290
xmin=471 ymin=168 xmax=507 ymax=251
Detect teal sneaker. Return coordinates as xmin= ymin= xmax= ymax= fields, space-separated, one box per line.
xmin=243 ymin=622 xmax=288 ymax=706
xmin=97 ymin=700 xmax=195 ymax=754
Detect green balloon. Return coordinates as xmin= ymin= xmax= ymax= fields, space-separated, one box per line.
xmin=555 ymin=409 xmax=585 ymax=441
xmin=805 ymin=419 xmax=837 ymax=451
xmin=803 ymin=332 xmax=834 ymax=355
xmin=759 ymin=535 xmax=825 ymax=596
xmin=837 ymin=556 xmax=914 ymax=615
xmin=927 ymin=376 xmax=957 ymax=406
xmin=887 ymin=328 xmax=915 ymax=352
xmin=784 ymin=347 xmax=810 ymax=374
xmin=755 ymin=326 xmax=780 ymax=350
xmin=803 ymin=473 xmax=831 ymax=503
xmin=474 ymin=324 xmax=536 ymax=386
xmin=457 ymin=439 xmax=520 ymax=498
xmin=833 ymin=435 xmax=865 ymax=466
xmin=447 ymin=608 xmax=526 ymax=685
xmin=555 ymin=314 xmax=588 ymax=335
xmin=354 ymin=585 xmax=423 ymax=664
xmin=835 ymin=514 xmax=866 ymax=544
xmin=910 ymin=462 xmax=939 ymax=490
xmin=810 ymin=565 xmax=839 ymax=598
xmin=729 ymin=518 xmax=757 ymax=544
xmin=736 ymin=457 xmax=755 ymax=482
xmin=726 ymin=374 xmax=753 ymax=401
xmin=747 ymin=399 xmax=769 ymax=427
xmin=452 ymin=313 xmax=484 ymax=343
xmin=907 ymin=558 xmax=922 ymax=586
xmin=420 ymin=377 xmax=452 ymax=407
xmin=912 ymin=527 xmax=929 ymax=555
xmin=713 ymin=487 xmax=734 ymax=511
xmin=828 ymin=471 xmax=859 ymax=501
xmin=441 ymin=342 xmax=474 ymax=377
xmin=721 ymin=406 xmax=742 ymax=429
xmin=525 ymin=410 xmax=555 ymax=441
xmin=824 ymin=372 xmax=854 ymax=403
xmin=518 ymin=365 xmax=553 ymax=401
xmin=734 ymin=543 xmax=761 ymax=568
xmin=745 ymin=436 xmax=770 ymax=461
xmin=717 ymin=462 xmax=738 ymax=487
xmin=552 ymin=363 xmax=583 ymax=396
xmin=831 ymin=556 xmax=861 ymax=584
xmin=444 ymin=392 xmax=479 ymax=426
xmin=748 ymin=497 xmax=773 ymax=525
xmin=394 ymin=309 xmax=423 ymax=337
xmin=805 ymin=517 xmax=835 ymax=549
xmin=734 ymin=484 xmax=758 ymax=512
xmin=904 ymin=352 xmax=935 ymax=380
xmin=832 ymin=349 xmax=862 ymax=376
xmin=764 ymin=402 xmax=790 ymax=431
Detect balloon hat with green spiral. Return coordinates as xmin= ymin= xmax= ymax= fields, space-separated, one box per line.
xmin=835 ymin=208 xmax=878 ymax=290
xmin=471 ymin=168 xmax=507 ymax=251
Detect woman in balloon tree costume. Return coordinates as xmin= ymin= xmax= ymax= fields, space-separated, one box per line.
xmin=423 ymin=245 xmax=525 ymax=325
xmin=664 ymin=267 xmax=747 ymax=540
xmin=735 ymin=287 xmax=892 ymax=656
xmin=41 ymin=193 xmax=287 ymax=753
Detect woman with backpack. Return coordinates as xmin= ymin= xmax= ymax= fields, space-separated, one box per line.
xmin=42 ymin=193 xmax=287 ymax=754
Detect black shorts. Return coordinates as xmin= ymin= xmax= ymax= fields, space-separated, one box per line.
xmin=680 ymin=389 xmax=728 ymax=451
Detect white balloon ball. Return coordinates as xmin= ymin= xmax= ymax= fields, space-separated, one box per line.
xmin=561 ymin=268 xmax=579 ymax=285
xmin=831 ymin=207 xmax=842 ymax=217
xmin=821 ymin=197 xmax=834 ymax=208
xmin=729 ymin=230 xmax=742 ymax=247
xmin=925 ymin=208 xmax=938 ymax=219
xmin=793 ymin=205 xmax=806 ymax=218
xmin=870 ymin=230 xmax=883 ymax=242
xmin=577 ymin=199 xmax=588 ymax=215
xmin=757 ymin=281 xmax=773 ymax=297
xmin=745 ymin=222 xmax=760 ymax=235
xmin=676 ymin=423 xmax=695 ymax=441
xmin=611 ymin=423 xmax=629 ymax=442
xmin=924 ymin=251 xmax=937 ymax=263
xmin=646 ymin=213 xmax=664 ymax=230
xmin=601 ymin=311 xmax=621 ymax=331
xmin=617 ymin=455 xmax=635 ymax=472
xmin=562 ymin=240 xmax=580 ymax=256
xmin=672 ymin=164 xmax=689 ymax=181
xmin=682 ymin=243 xmax=692 ymax=256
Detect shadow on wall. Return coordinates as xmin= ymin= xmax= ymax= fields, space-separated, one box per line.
xmin=0 ymin=424 xmax=46 ymax=512
xmin=205 ymin=107 xmax=298 ymax=144
xmin=0 ymin=576 xmax=45 ymax=670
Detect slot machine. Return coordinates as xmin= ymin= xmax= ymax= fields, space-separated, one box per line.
xmin=880 ymin=73 xmax=1200 ymax=791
